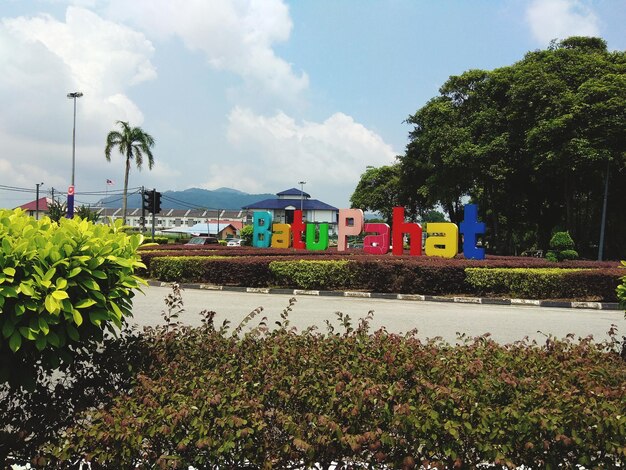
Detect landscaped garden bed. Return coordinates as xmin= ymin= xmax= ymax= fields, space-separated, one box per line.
xmin=2 ymin=210 xmax=625 ymax=468
xmin=140 ymin=246 xmax=623 ymax=301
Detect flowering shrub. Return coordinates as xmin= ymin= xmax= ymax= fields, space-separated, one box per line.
xmin=50 ymin=299 xmax=626 ymax=468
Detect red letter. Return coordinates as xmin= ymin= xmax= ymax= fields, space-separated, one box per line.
xmin=392 ymin=207 xmax=422 ymax=256
xmin=292 ymin=210 xmax=306 ymax=250
xmin=363 ymin=223 xmax=390 ymax=254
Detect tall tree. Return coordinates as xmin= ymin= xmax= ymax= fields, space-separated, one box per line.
xmin=350 ymin=165 xmax=401 ymax=223
xmin=105 ymin=121 xmax=156 ymax=224
xmin=397 ymin=37 xmax=626 ymax=258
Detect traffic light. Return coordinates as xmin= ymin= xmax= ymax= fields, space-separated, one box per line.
xmin=153 ymin=191 xmax=162 ymax=214
xmin=143 ymin=189 xmax=155 ymax=213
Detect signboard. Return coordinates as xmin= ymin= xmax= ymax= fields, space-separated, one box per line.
xmin=252 ymin=203 xmax=486 ymax=260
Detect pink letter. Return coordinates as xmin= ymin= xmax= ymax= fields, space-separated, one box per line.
xmin=363 ymin=223 xmax=391 ymax=254
xmin=392 ymin=207 xmax=422 ymax=256
xmin=337 ymin=209 xmax=364 ymax=251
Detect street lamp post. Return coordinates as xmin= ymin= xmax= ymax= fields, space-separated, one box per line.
xmin=299 ymin=181 xmax=306 ymax=214
xmin=35 ymin=182 xmax=44 ymax=220
xmin=67 ymin=91 xmax=83 ymax=218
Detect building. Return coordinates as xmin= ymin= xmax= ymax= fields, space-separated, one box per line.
xmin=17 ymin=197 xmax=50 ymax=220
xmin=96 ymin=208 xmax=246 ymax=239
xmin=14 ymin=188 xmax=340 ymax=237
xmin=242 ymin=188 xmax=339 ymax=232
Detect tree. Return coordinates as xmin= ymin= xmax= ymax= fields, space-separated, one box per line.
xmin=46 ymin=200 xmax=67 ymax=223
xmin=76 ymin=205 xmax=100 ymax=223
xmin=105 ymin=121 xmax=156 ymax=224
xmin=398 ymin=37 xmax=626 ymax=258
xmin=350 ymin=165 xmax=401 ymax=224
xmin=240 ymin=225 xmax=253 ymax=246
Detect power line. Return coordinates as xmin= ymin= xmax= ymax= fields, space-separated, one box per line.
xmin=0 ymin=184 xmax=142 ymax=197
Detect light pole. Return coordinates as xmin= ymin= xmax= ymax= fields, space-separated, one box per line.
xmin=299 ymin=181 xmax=306 ymax=214
xmin=35 ymin=182 xmax=44 ymax=220
xmin=597 ymin=158 xmax=610 ymax=261
xmin=67 ymin=91 xmax=83 ymax=218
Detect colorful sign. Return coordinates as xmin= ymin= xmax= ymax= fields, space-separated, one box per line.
xmin=252 ymin=204 xmax=486 ymax=260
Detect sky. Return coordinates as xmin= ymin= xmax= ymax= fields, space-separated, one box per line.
xmin=1 ymin=0 xmax=625 ymax=210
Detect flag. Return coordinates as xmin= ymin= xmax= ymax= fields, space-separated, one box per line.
xmin=106 ymin=179 xmax=114 ymax=185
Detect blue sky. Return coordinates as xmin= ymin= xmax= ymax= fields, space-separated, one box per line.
xmin=1 ymin=0 xmax=625 ymax=210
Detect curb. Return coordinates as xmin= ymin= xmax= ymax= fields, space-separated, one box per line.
xmin=146 ymin=281 xmax=621 ymax=311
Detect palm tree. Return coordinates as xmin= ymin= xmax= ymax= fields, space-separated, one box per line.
xmin=105 ymin=121 xmax=155 ymax=224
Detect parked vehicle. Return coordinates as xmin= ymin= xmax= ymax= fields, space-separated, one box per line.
xmin=226 ymin=238 xmax=243 ymax=247
xmin=185 ymin=236 xmax=219 ymax=246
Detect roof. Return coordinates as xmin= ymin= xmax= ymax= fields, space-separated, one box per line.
xmin=161 ymin=223 xmax=236 ymax=235
xmin=242 ymin=198 xmax=337 ymax=211
xmin=17 ymin=197 xmax=50 ymax=211
xmin=277 ymin=188 xmax=310 ymax=198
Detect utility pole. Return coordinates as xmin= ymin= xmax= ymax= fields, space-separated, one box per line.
xmin=35 ymin=182 xmax=44 ymax=220
xmin=151 ymin=187 xmax=156 ymax=242
xmin=140 ymin=186 xmax=146 ymax=233
xmin=597 ymin=158 xmax=610 ymax=261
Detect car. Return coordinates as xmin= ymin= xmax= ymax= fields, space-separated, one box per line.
xmin=226 ymin=238 xmax=243 ymax=247
xmin=185 ymin=236 xmax=219 ymax=246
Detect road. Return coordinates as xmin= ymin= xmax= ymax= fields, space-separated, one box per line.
xmin=130 ymin=284 xmax=625 ymax=345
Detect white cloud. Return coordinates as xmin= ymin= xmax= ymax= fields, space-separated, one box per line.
xmin=526 ymin=0 xmax=600 ymax=44
xmin=0 ymin=6 xmax=157 ymax=206
xmin=105 ymin=0 xmax=308 ymax=103
xmin=205 ymin=107 xmax=397 ymax=207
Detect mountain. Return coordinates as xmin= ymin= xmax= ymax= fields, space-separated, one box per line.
xmin=99 ymin=187 xmax=276 ymax=210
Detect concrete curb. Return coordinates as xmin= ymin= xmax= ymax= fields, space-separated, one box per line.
xmin=146 ymin=281 xmax=621 ymax=311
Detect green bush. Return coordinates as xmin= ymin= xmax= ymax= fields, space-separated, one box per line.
xmin=240 ymin=225 xmax=253 ymax=246
xmin=150 ymin=256 xmax=227 ymax=282
xmin=269 ymin=260 xmax=354 ymax=290
xmin=149 ymin=256 xmax=279 ymax=286
xmin=618 ymin=261 xmax=626 ymax=312
xmin=465 ymin=268 xmax=583 ymax=298
xmin=50 ymin=305 xmax=626 ymax=468
xmin=550 ymin=231 xmax=575 ymax=251
xmin=548 ymin=231 xmax=579 ymax=262
xmin=0 ymin=209 xmax=146 ymax=386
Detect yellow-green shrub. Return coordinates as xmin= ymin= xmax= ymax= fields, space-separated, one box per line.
xmin=465 ymin=267 xmax=585 ymax=298
xmin=269 ymin=260 xmax=354 ymax=290
xmin=0 ymin=209 xmax=146 ymax=385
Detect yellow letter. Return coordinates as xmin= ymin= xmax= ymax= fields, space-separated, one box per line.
xmin=425 ymin=223 xmax=458 ymax=258
xmin=271 ymin=223 xmax=291 ymax=248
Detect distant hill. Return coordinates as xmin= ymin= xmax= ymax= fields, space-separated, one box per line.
xmin=99 ymin=187 xmax=276 ymax=210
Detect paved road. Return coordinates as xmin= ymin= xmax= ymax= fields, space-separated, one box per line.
xmin=131 ymin=284 xmax=625 ymax=345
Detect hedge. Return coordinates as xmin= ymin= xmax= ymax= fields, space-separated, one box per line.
xmin=50 ymin=307 xmax=626 ymax=468
xmin=148 ymin=256 xmax=622 ymax=301
xmin=465 ymin=268 xmax=622 ymax=301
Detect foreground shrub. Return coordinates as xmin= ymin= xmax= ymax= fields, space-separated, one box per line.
xmin=1 ymin=326 xmax=147 ymax=466
xmin=51 ymin=300 xmax=626 ymax=469
xmin=0 ymin=210 xmax=146 ymax=386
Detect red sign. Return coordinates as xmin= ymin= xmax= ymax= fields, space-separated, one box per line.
xmin=68 ymin=185 xmax=75 ymax=196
